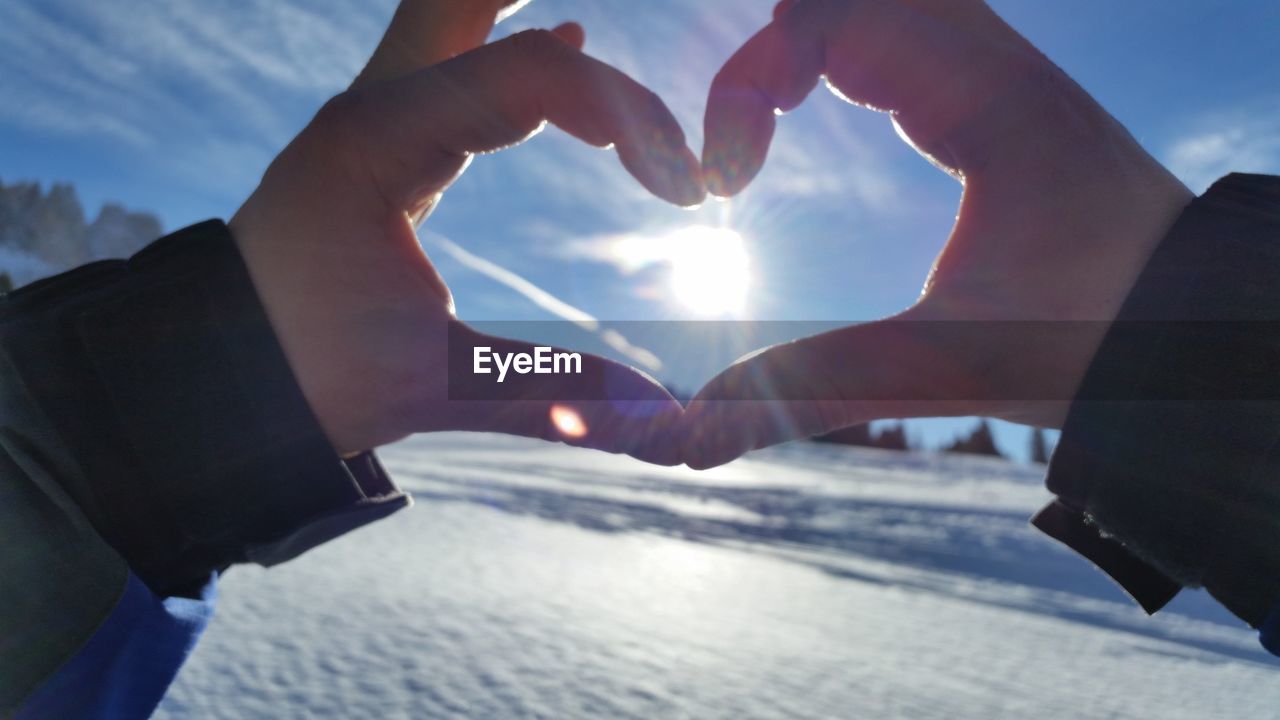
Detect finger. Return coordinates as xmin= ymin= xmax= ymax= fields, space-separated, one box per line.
xmin=702 ymin=2 xmax=825 ymax=196
xmin=344 ymin=29 xmax=705 ymax=207
xmin=680 ymin=313 xmax=1017 ymax=469
xmin=703 ymin=0 xmax=1042 ymax=195
xmin=352 ymin=0 xmax=506 ymax=89
xmin=772 ymin=0 xmax=800 ymax=21
xmin=404 ymin=22 xmax=585 ymax=228
xmin=439 ymin=324 xmax=685 ymax=466
xmin=550 ymin=21 xmax=585 ymax=51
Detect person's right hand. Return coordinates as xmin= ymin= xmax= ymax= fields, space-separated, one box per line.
xmin=682 ymin=0 xmax=1194 ymax=469
xmin=231 ymin=1 xmax=703 ymax=464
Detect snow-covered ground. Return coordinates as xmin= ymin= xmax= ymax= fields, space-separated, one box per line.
xmin=157 ymin=434 xmax=1278 ymax=719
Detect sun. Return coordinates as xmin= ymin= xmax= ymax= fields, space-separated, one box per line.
xmin=610 ymin=225 xmax=751 ymax=317
xmin=665 ymin=226 xmax=751 ymax=316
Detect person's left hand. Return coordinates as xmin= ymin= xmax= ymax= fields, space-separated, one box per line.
xmin=229 ymin=0 xmax=704 ymax=464
xmin=678 ymin=0 xmax=1192 ymax=469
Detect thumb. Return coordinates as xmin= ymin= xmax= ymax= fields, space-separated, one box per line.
xmin=680 ymin=311 xmax=1047 ymax=469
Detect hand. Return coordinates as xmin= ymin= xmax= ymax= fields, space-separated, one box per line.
xmin=682 ymin=0 xmax=1194 ymax=469
xmin=230 ymin=0 xmax=704 ymax=463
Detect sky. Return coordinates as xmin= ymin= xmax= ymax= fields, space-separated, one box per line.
xmin=3 ymin=0 xmax=1279 ymax=457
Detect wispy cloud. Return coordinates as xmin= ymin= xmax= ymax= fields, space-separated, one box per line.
xmin=428 ymin=233 xmax=663 ymax=372
xmin=1 ymin=0 xmax=908 ymax=216
xmin=0 ymin=0 xmax=389 ymax=149
xmin=432 ymin=233 xmax=600 ymax=327
xmin=1163 ymin=101 xmax=1280 ymax=193
xmin=4 ymin=0 xmax=933 ymax=329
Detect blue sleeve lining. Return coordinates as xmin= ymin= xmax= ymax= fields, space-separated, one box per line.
xmin=16 ymin=573 xmax=215 ymax=719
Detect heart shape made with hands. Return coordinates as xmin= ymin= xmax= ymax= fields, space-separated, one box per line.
xmin=236 ymin=0 xmax=1190 ymax=470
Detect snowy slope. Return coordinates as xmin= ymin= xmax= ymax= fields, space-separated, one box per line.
xmin=157 ymin=434 xmax=1278 ymax=719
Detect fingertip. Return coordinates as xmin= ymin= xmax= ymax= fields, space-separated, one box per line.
xmin=675 ymin=147 xmax=708 ymax=208
xmin=772 ymin=0 xmax=800 ymax=21
xmin=617 ymin=141 xmax=706 ymax=208
xmin=701 ymin=166 xmax=735 ymax=198
xmin=678 ymin=399 xmax=755 ymax=470
xmin=683 ymin=457 xmax=721 ymax=472
xmin=682 ymin=440 xmax=743 ymax=471
xmin=550 ymin=21 xmax=585 ymax=50
xmin=640 ymin=408 xmax=691 ymax=467
xmin=652 ymin=144 xmax=706 ymax=208
xmin=613 ymin=401 xmax=688 ymax=466
xmin=701 ymin=92 xmax=774 ymax=197
xmin=700 ymin=158 xmax=755 ymax=198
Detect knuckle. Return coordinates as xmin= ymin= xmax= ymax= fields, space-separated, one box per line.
xmin=292 ymin=88 xmax=412 ymax=204
xmin=640 ymin=87 xmax=668 ymax=118
xmin=310 ymin=90 xmax=372 ymax=144
xmin=262 ymin=91 xmax=368 ymax=185
xmin=636 ymin=87 xmax=674 ymax=132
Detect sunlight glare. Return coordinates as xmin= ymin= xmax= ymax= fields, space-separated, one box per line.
xmin=613 ymin=226 xmax=751 ymax=317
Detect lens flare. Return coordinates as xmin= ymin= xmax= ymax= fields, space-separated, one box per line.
xmin=550 ymin=404 xmax=588 ymax=439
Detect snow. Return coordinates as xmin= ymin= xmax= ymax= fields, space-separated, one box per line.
xmin=157 ymin=434 xmax=1278 ymax=719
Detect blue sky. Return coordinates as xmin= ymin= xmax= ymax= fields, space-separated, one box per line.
xmin=3 ymin=0 xmax=1278 ymax=456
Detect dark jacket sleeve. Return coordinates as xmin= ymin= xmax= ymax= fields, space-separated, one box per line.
xmin=1032 ymin=173 xmax=1280 ymax=655
xmin=0 ymin=220 xmax=410 ymax=714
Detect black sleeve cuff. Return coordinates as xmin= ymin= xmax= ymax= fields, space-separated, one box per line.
xmin=4 ymin=220 xmax=409 ymax=596
xmin=1030 ymin=500 xmax=1181 ymax=614
xmin=1037 ymin=174 xmax=1280 ymax=626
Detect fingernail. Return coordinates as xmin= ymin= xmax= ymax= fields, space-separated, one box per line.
xmin=653 ymin=144 xmax=705 ymax=207
xmin=702 ymin=165 xmax=730 ymax=198
xmin=773 ymin=0 xmax=800 ymax=21
xmin=676 ymin=150 xmax=707 ymax=207
xmin=700 ymin=143 xmax=740 ymax=197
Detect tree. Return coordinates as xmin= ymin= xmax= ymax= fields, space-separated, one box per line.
xmin=872 ymin=424 xmax=909 ymax=451
xmin=0 ymin=273 xmax=11 ymax=293
xmin=1029 ymin=428 xmax=1049 ymax=464
xmin=942 ymin=419 xmax=1004 ymax=458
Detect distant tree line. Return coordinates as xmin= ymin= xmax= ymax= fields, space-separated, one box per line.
xmin=940 ymin=419 xmax=1001 ymax=457
xmin=651 ymin=388 xmax=1056 ymax=464
xmin=813 ymin=418 xmax=1054 ymax=463
xmin=812 ymin=423 xmax=910 ymax=451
